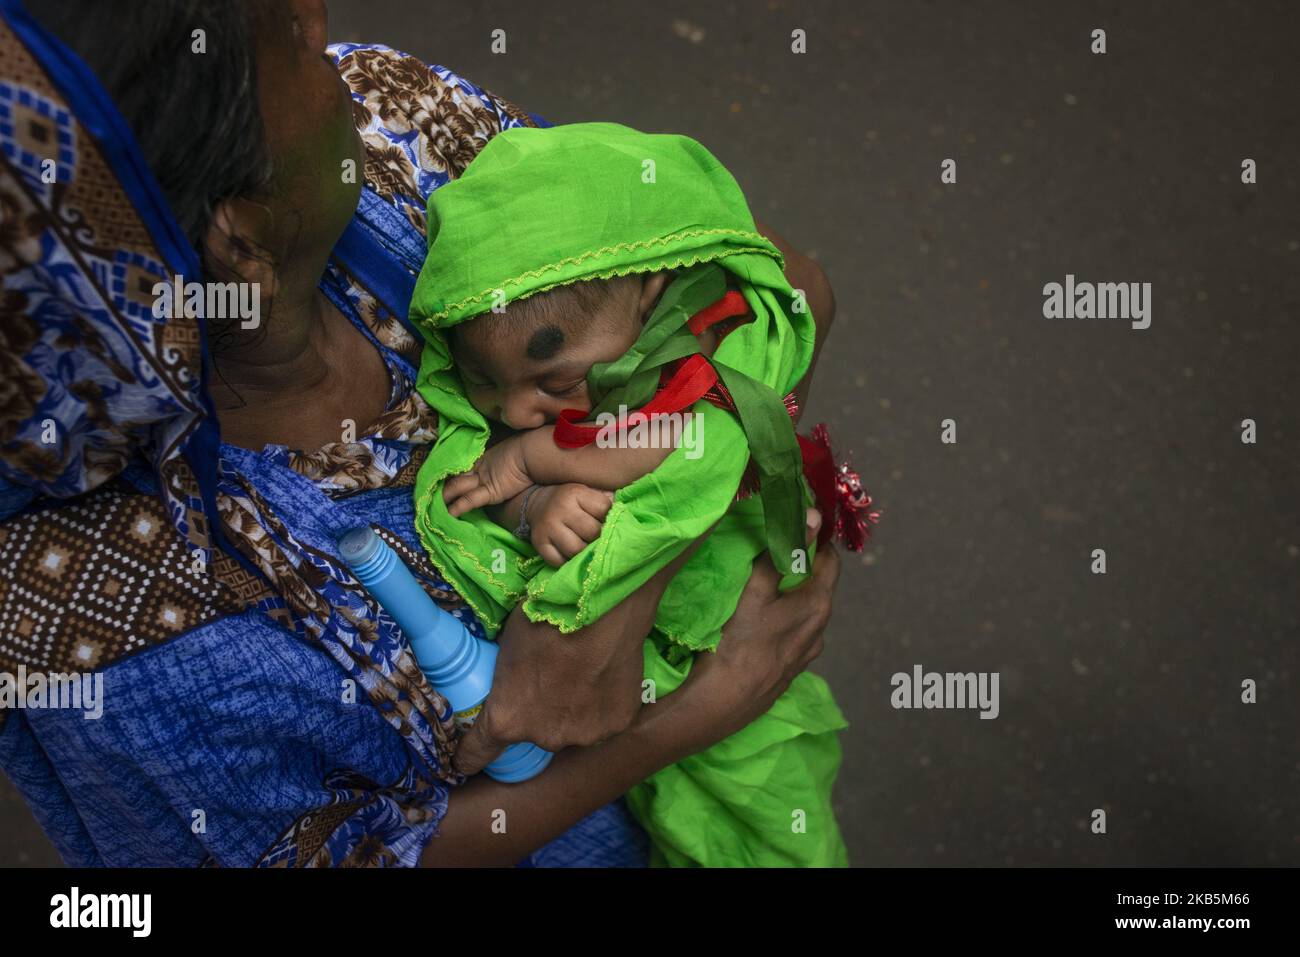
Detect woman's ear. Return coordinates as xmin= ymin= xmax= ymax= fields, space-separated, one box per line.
xmin=637 ymin=271 xmax=673 ymax=322
xmin=202 ymin=197 xmax=278 ymax=294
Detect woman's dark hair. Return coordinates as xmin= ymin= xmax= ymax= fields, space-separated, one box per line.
xmin=31 ymin=0 xmax=295 ymax=364
xmin=31 ymin=0 xmax=277 ymax=248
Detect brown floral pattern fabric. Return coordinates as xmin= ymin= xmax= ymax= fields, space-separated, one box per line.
xmin=1 ymin=29 xmax=535 ymax=867
xmin=0 ymin=20 xmax=213 ymax=553
xmin=335 ymin=43 xmax=538 ymax=234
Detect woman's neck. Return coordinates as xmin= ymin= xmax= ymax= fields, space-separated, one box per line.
xmin=209 ymin=284 xmax=391 ymax=452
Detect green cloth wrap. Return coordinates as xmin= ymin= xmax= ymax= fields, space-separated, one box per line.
xmin=578 ymin=263 xmax=810 ymax=586
xmin=410 ymin=122 xmax=848 ymax=866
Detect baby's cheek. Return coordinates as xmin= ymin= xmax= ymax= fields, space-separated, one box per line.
xmin=465 ymin=389 xmax=498 ymax=422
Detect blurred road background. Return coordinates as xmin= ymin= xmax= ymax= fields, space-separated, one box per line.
xmin=4 ymin=0 xmax=1297 ymax=865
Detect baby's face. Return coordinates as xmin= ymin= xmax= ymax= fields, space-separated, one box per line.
xmin=450 ymin=292 xmax=642 ymax=432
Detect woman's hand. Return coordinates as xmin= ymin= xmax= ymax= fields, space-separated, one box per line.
xmin=668 ymin=508 xmax=841 ymax=752
xmin=754 ymin=220 xmax=836 ymax=422
xmin=427 ymin=509 xmax=841 ymax=866
xmin=451 ymin=515 xmax=716 ymax=776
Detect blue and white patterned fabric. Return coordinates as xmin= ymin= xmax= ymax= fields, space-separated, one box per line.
xmin=0 ymin=0 xmax=646 ymax=869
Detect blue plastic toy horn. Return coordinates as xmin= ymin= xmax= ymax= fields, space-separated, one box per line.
xmin=337 ymin=527 xmax=552 ymax=783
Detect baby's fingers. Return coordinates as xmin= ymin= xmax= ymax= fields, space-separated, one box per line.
xmin=535 ymin=539 xmax=566 ymax=568
xmin=442 ymin=471 xmax=480 ymax=505
xmin=577 ymin=488 xmax=616 ymax=522
xmin=566 ymin=509 xmax=605 ymax=546
xmin=447 ymin=483 xmax=496 ymax=518
xmin=553 ymin=525 xmax=590 ymax=560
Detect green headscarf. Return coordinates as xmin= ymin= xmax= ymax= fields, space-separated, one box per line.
xmin=410 ymin=123 xmax=847 ymax=866
xmin=410 ymin=122 xmax=816 ymax=642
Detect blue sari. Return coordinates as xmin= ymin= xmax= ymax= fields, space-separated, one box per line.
xmin=0 ymin=3 xmax=645 ymax=867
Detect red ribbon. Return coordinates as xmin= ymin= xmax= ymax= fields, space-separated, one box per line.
xmin=688 ymin=289 xmax=749 ymax=336
xmin=548 ymin=286 xmax=880 ymax=553
xmin=553 ymin=290 xmax=751 ymax=449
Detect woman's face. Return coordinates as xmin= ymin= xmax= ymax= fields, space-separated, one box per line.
xmin=247 ymin=0 xmax=363 ymax=269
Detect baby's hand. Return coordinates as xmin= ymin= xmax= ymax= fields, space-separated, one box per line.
xmin=528 ymin=483 xmax=615 ymax=567
xmin=443 ymin=437 xmax=535 ymax=517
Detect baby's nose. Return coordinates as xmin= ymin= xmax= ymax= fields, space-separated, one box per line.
xmin=502 ymin=396 xmax=548 ymax=431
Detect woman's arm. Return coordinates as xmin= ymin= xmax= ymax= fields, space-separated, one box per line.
xmin=754 ymin=220 xmax=837 ymax=422
xmin=448 ymin=524 xmax=706 ymax=775
xmin=423 ymin=510 xmax=841 ymax=866
xmin=423 ymin=672 xmax=696 ymax=866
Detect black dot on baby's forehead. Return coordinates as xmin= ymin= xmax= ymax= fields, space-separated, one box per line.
xmin=525 ymin=325 xmax=566 ymax=361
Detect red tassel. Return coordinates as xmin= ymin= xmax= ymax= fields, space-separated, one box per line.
xmin=798 ymin=423 xmax=879 ymax=552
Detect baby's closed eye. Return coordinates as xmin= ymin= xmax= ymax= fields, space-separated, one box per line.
xmin=541 ymin=379 xmax=589 ymax=404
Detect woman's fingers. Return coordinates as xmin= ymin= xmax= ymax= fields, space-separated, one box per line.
xmin=733 ymin=507 xmax=821 ymax=601
xmin=675 ymin=507 xmax=842 ymax=752
xmin=452 ymin=703 xmax=508 ymax=777
xmin=738 ymin=551 xmax=784 ymax=603
xmin=810 ymin=536 xmax=842 ymax=607
xmin=805 ymin=507 xmax=822 ymax=546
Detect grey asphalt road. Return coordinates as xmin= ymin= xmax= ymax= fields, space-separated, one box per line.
xmin=3 ymin=0 xmax=1296 ymax=866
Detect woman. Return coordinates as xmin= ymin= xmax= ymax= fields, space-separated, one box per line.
xmin=0 ymin=0 xmax=841 ymax=867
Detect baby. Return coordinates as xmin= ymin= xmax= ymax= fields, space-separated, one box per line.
xmin=409 ymin=122 xmax=865 ymax=867
xmin=440 ymin=270 xmax=728 ymax=566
